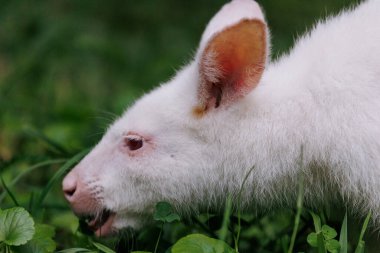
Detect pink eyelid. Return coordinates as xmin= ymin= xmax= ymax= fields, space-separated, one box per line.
xmin=121 ymin=131 xmax=154 ymax=156
xmin=123 ymin=131 xmax=153 ymax=143
xmin=125 ymin=134 xmax=143 ymax=141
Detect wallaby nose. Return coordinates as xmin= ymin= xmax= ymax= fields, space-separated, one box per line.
xmin=62 ymin=171 xmax=77 ymax=201
xmin=62 ymin=168 xmax=99 ymax=214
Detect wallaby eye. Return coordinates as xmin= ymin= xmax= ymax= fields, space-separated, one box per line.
xmin=124 ymin=135 xmax=144 ymax=151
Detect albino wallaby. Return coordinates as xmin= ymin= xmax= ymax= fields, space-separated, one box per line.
xmin=63 ymin=0 xmax=380 ymax=237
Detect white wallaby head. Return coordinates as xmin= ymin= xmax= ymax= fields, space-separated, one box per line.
xmin=63 ymin=0 xmax=269 ymax=236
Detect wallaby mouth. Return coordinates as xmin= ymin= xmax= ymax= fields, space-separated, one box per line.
xmin=81 ymin=209 xmax=116 ymax=237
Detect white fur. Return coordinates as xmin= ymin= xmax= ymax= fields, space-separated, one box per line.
xmin=197 ymin=0 xmax=265 ymax=57
xmin=70 ymin=0 xmax=380 ymax=230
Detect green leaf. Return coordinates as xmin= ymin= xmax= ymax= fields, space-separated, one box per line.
xmin=171 ymin=234 xmax=235 ymax=253
xmin=14 ymin=224 xmax=56 ymax=253
xmin=354 ymin=211 xmax=371 ymax=253
xmin=0 ymin=207 xmax=35 ymax=246
xmin=307 ymin=233 xmax=318 ymax=247
xmin=358 ymin=211 xmax=371 ymax=243
xmin=153 ymin=202 xmax=180 ymax=223
xmin=354 ymin=241 xmax=365 ymax=253
xmin=131 ymin=252 xmax=152 ymax=253
xmin=326 ymin=239 xmax=340 ymax=253
xmin=309 ymin=211 xmax=322 ymax=232
xmin=317 ymin=232 xmax=327 ymax=253
xmin=57 ymin=248 xmax=96 ymax=253
xmin=165 ymin=213 xmax=181 ymax=223
xmin=339 ymin=212 xmax=348 ymax=253
xmin=322 ymin=225 xmax=337 ymax=240
xmin=92 ymin=242 xmax=116 ymax=253
xmin=309 ymin=211 xmax=326 ymax=253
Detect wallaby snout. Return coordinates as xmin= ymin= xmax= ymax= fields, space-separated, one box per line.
xmin=62 ymin=169 xmax=99 ymax=215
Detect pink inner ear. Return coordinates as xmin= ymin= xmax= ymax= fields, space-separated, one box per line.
xmin=197 ymin=19 xmax=267 ymax=112
xmin=199 ymin=0 xmax=265 ymax=53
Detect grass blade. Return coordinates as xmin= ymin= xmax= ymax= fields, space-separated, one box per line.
xmin=0 ymin=174 xmax=20 ymax=206
xmin=287 ymin=147 xmax=305 ymax=253
xmin=33 ymin=149 xmax=89 ymax=212
xmin=310 ymin=211 xmax=322 ymax=232
xmin=287 ymin=173 xmax=304 ymax=253
xmin=92 ymin=242 xmax=116 ymax=253
xmin=354 ymin=241 xmax=365 ymax=253
xmin=28 ymin=191 xmax=35 ymax=211
xmin=57 ymin=248 xmax=97 ymax=253
xmin=354 ymin=211 xmax=371 ymax=253
xmin=219 ymin=194 xmax=232 ymax=242
xmin=234 ymin=166 xmax=255 ymax=252
xmin=339 ymin=211 xmax=348 ymax=253
xmin=154 ymin=223 xmax=163 ymax=253
xmin=358 ymin=211 xmax=371 ymax=242
xmin=24 ymin=128 xmax=69 ymax=155
xmin=0 ymin=159 xmax=66 ymax=202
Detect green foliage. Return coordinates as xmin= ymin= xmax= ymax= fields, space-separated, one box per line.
xmin=0 ymin=176 xmax=19 ymax=207
xmin=31 ymin=150 xmax=88 ymax=215
xmin=354 ymin=212 xmax=371 ymax=253
xmin=0 ymin=207 xmax=57 ymax=253
xmin=152 ymin=202 xmax=180 ymax=253
xmin=14 ymin=224 xmax=56 ymax=253
xmin=339 ymin=212 xmax=348 ymax=253
xmin=0 ymin=0 xmax=370 ymax=252
xmin=322 ymin=225 xmax=338 ymax=241
xmin=0 ymin=175 xmax=374 ymax=253
xmin=171 ymin=234 xmax=235 ymax=253
xmin=57 ymin=248 xmax=97 ymax=253
xmin=153 ymin=202 xmax=180 ymax=224
xmin=92 ymin=242 xmax=116 ymax=253
xmin=287 ymin=168 xmax=304 ymax=253
xmin=218 ymin=195 xmax=232 ymax=242
xmin=0 ymin=207 xmax=35 ymax=246
xmin=308 ymin=212 xmax=341 ymax=253
xmin=307 ymin=211 xmax=372 ymax=253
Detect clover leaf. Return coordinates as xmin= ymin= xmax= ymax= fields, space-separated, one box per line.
xmin=153 ymin=202 xmax=180 ymax=223
xmin=172 ymin=234 xmax=235 ymax=253
xmin=0 ymin=207 xmax=35 ymax=246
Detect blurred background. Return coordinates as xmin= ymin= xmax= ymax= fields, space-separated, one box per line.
xmin=0 ymin=0 xmax=362 ymax=161
xmin=0 ymin=0 xmax=361 ymax=251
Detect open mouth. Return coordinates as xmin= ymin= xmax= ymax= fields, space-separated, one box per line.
xmin=82 ymin=209 xmax=116 ymax=237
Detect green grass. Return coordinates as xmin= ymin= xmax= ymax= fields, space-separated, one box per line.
xmin=0 ymin=169 xmax=374 ymax=252
xmin=0 ymin=0 xmax=370 ymax=252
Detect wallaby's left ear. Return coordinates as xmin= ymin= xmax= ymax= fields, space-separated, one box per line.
xmin=196 ymin=0 xmax=268 ymax=112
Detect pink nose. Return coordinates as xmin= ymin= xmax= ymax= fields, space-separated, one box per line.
xmin=62 ymin=169 xmax=99 ymax=214
xmin=62 ymin=171 xmax=78 ymax=201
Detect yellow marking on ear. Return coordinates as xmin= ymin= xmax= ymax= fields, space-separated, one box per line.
xmin=192 ymin=105 xmax=207 ymax=118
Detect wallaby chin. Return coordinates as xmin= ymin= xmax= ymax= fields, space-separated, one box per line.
xmin=63 ymin=0 xmax=380 ymax=236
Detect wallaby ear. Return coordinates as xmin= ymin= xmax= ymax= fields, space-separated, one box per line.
xmin=195 ymin=0 xmax=268 ymax=113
